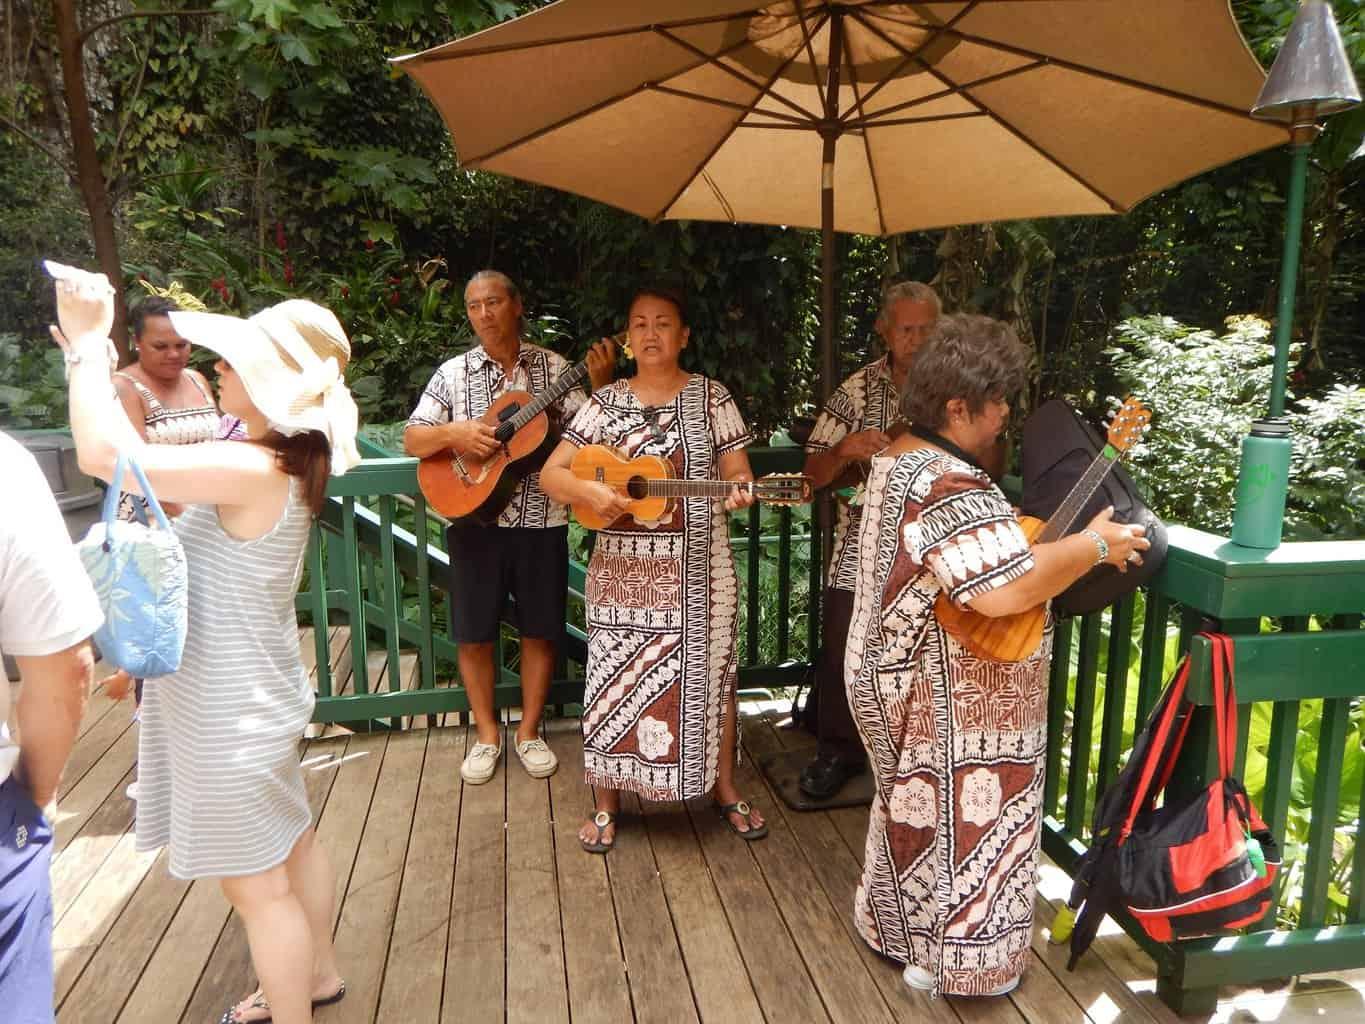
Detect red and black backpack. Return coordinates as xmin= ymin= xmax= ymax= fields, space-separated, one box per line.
xmin=1061 ymin=633 xmax=1280 ymax=967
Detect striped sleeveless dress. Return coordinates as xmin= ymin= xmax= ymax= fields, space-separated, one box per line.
xmin=134 ymin=479 xmax=316 ymax=879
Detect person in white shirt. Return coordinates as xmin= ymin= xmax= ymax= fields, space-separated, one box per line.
xmin=0 ymin=429 xmax=102 ymax=1023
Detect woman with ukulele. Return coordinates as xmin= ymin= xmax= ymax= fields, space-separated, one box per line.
xmin=539 ymin=286 xmax=767 ymax=853
xmin=844 ymin=314 xmax=1148 ymax=999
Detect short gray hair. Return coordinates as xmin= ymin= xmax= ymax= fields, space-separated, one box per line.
xmin=880 ymin=280 xmax=941 ymax=321
xmin=465 ymin=269 xmax=524 ymax=333
xmin=900 ymin=314 xmax=1030 ymax=430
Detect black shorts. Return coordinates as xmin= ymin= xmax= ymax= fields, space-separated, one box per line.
xmin=446 ymin=524 xmax=568 ymax=644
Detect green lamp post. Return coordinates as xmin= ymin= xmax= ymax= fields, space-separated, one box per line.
xmin=1230 ymin=0 xmax=1360 ymax=550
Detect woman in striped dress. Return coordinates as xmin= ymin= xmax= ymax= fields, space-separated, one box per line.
xmin=53 ymin=265 xmax=361 ymax=1024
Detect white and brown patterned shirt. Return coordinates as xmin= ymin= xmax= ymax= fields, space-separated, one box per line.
xmin=407 ymin=342 xmax=587 ymax=529
xmin=805 ymin=356 xmax=902 ymax=592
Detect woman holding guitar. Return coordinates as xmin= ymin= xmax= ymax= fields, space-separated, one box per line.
xmin=539 ymin=286 xmax=767 ymax=853
xmin=843 ymin=314 xmax=1148 ymax=999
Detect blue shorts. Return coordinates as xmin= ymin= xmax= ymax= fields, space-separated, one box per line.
xmin=0 ymin=775 xmax=55 ymax=1024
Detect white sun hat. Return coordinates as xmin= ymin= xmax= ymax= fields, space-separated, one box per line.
xmin=169 ymin=300 xmax=362 ymax=476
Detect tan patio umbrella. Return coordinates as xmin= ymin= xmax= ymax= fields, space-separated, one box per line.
xmin=395 ymin=0 xmax=1287 ymax=399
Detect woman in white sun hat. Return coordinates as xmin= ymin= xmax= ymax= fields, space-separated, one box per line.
xmin=50 ymin=263 xmax=360 ymax=1024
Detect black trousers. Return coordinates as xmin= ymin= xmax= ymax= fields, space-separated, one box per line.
xmin=814 ymin=586 xmax=865 ymax=761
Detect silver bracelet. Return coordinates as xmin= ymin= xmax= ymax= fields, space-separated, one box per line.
xmin=1081 ymin=529 xmax=1109 ymax=566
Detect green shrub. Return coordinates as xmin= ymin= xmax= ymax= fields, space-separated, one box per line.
xmin=1109 ymin=315 xmax=1365 ymax=539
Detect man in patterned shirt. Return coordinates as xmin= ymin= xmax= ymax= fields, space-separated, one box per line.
xmin=405 ymin=270 xmax=615 ymax=785
xmin=798 ymin=281 xmax=940 ymax=800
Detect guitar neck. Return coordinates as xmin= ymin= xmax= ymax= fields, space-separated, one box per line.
xmin=1035 ymin=443 xmax=1122 ymax=544
xmin=508 ymin=360 xmax=589 ymax=431
xmin=644 ymin=479 xmax=750 ymax=498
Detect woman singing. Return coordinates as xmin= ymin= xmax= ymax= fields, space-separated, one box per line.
xmin=540 ymin=286 xmax=767 ymax=853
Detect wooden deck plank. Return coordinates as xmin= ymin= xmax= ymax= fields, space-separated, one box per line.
xmin=683 ymin=797 xmax=833 ymax=1023
xmin=55 ymin=848 xmax=188 ymax=1021
xmin=53 ymin=724 xmax=137 ymax=856
xmin=179 ymin=732 xmax=383 ymax=1024
xmin=51 ymin=827 xmax=161 ymax=1006
xmin=53 ymin=649 xmax=1360 ymax=1024
xmin=63 ymin=678 xmax=125 ymax=782
xmin=505 ymin=728 xmax=570 ymax=1024
xmin=544 ymin=722 xmax=633 ymax=1024
xmin=375 ymin=726 xmax=465 ymax=1024
xmin=638 ymin=797 xmax=765 ymax=1024
xmin=441 ymin=723 xmax=507 ymax=1024
xmin=112 ymin=735 xmax=350 ymax=1024
xmin=609 ymin=793 xmax=700 ymax=1024
xmin=737 ymin=718 xmax=922 ymax=1024
xmin=50 ymin=760 xmax=136 ymax=923
xmin=331 ymin=728 xmax=427 ymax=1024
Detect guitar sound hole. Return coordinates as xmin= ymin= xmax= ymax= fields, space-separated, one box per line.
xmin=627 ymin=475 xmax=649 ymax=500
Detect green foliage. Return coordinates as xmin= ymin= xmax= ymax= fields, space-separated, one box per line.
xmin=1109 ymin=315 xmax=1365 ymax=539
xmin=0 ymin=334 xmax=67 ymax=428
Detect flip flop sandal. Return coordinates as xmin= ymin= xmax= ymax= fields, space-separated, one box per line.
xmin=717 ymin=800 xmax=769 ymax=840
xmin=580 ymin=810 xmax=616 ymax=854
xmin=219 ymin=981 xmax=347 ymax=1023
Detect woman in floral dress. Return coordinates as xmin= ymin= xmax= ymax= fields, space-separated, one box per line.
xmin=540 ymin=286 xmax=767 ymax=852
xmin=844 ymin=315 xmax=1148 ymax=997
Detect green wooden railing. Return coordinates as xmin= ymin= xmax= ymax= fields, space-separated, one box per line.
xmin=297 ymin=441 xmax=813 ymax=726
xmin=1042 ymin=527 xmax=1365 ymax=1014
xmin=300 ymin=446 xmax=1365 ymax=1013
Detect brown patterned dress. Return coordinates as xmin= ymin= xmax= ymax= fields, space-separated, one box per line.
xmin=562 ymin=375 xmax=751 ymax=801
xmin=844 ymin=447 xmax=1051 ymax=996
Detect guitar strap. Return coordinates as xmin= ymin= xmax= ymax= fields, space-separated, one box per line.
xmin=906 ymin=424 xmax=984 ymax=473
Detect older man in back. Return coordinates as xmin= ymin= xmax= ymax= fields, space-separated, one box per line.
xmin=1 ymin=430 xmax=102 ymax=1022
xmin=799 ymin=281 xmax=941 ymax=801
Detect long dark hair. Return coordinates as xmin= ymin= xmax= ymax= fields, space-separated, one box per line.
xmin=258 ymin=430 xmax=331 ymax=516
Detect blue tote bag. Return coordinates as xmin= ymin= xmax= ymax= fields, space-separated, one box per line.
xmin=76 ymin=453 xmax=188 ymax=677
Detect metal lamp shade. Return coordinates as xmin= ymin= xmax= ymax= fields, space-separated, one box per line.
xmin=1252 ymin=0 xmax=1361 ymax=122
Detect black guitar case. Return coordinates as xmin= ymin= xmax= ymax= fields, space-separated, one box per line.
xmin=1019 ymin=399 xmax=1168 ymax=616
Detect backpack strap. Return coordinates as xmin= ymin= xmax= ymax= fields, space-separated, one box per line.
xmin=1120 ymin=648 xmax=1194 ymax=840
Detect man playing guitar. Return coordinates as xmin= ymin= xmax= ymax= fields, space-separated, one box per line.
xmin=404 ymin=270 xmax=615 ymax=784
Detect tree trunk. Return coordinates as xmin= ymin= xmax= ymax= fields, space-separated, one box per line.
xmin=51 ymin=0 xmax=128 ymax=358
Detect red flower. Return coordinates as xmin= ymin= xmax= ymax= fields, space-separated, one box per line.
xmin=365 ymin=239 xmax=376 ymax=251
xmin=388 ymin=290 xmax=401 ymax=306
xmin=283 ymin=259 xmax=295 ymax=286
xmin=274 ymin=221 xmax=287 ymax=252
xmin=340 ymin=285 xmax=350 ymax=299
xmin=387 ymin=275 xmax=402 ymax=285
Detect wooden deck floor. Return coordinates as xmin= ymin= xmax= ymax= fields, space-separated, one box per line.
xmin=46 ymin=631 xmax=1365 ymax=1024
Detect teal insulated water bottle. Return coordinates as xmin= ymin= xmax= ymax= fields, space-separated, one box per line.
xmin=1230 ymin=418 xmax=1292 ymax=550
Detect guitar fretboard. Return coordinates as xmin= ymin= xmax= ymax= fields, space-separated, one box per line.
xmin=1036 ymin=443 xmax=1120 ymax=544
xmin=507 ymin=361 xmax=589 ymax=432
xmin=642 ymin=479 xmax=752 ymax=498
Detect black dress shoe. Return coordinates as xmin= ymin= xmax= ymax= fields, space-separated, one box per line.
xmin=798 ymin=751 xmax=867 ymax=800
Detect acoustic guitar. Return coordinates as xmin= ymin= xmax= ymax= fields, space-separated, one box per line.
xmin=934 ymin=396 xmax=1151 ymax=662
xmin=417 ymin=337 xmax=622 ymax=524
xmin=570 ymin=444 xmax=812 ymax=530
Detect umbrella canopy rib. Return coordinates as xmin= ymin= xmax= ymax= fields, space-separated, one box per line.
xmin=654 ymin=24 xmax=824 ymax=124
xmin=847 ymin=73 xmax=888 ymax=235
xmin=645 ymin=83 xmax=810 ymax=127
xmin=942 ymin=26 xmax=1269 ymax=121
xmin=402 ymin=8 xmax=764 ymax=64
xmin=460 ymin=25 xmax=770 ymax=167
xmin=850 ymin=8 xmax=1127 ymax=212
xmin=653 ymin=18 xmax=824 ymax=222
xmin=844 ymin=61 xmax=1044 ymax=129
xmin=846 ymin=0 xmax=982 ymax=118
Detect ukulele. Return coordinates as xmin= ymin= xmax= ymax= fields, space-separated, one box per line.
xmin=933 ymin=396 xmax=1151 ymax=662
xmin=569 ymin=444 xmax=812 ymax=530
xmin=417 ymin=336 xmax=623 ymax=524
